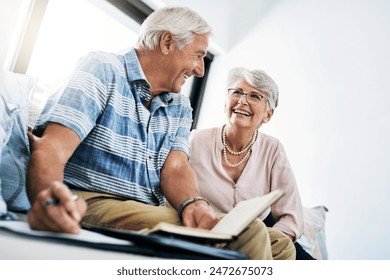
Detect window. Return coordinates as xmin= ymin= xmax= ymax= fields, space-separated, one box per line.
xmin=25 ymin=0 xmax=139 ymax=110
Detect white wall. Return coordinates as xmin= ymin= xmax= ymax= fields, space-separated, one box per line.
xmin=197 ymin=0 xmax=390 ymax=259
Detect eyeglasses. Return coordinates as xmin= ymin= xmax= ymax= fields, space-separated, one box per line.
xmin=227 ymin=88 xmax=268 ymax=104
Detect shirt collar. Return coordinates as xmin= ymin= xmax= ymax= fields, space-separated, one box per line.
xmin=123 ymin=48 xmax=152 ymax=103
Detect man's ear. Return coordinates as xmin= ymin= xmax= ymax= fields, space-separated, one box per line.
xmin=160 ymin=31 xmax=173 ymax=55
xmin=262 ymin=109 xmax=274 ymax=123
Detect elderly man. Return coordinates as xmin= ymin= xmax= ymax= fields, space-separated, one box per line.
xmin=26 ymin=6 xmax=294 ymax=260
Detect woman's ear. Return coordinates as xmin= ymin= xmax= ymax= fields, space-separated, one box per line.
xmin=160 ymin=31 xmax=173 ymax=55
xmin=262 ymin=109 xmax=274 ymax=123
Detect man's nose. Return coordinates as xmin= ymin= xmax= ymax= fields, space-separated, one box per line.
xmin=194 ymin=60 xmax=205 ymax=78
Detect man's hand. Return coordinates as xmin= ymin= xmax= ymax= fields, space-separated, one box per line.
xmin=27 ymin=181 xmax=87 ymax=234
xmin=181 ymin=200 xmax=219 ymax=229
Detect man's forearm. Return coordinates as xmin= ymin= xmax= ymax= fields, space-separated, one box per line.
xmin=27 ymin=123 xmax=81 ymax=202
xmin=26 ymin=138 xmax=65 ymax=202
xmin=161 ymin=151 xmax=218 ymax=229
xmin=161 ymin=160 xmax=200 ymax=209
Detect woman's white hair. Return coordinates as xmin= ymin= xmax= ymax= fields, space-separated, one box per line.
xmin=227 ymin=67 xmax=279 ymax=109
xmin=136 ymin=6 xmax=212 ymax=50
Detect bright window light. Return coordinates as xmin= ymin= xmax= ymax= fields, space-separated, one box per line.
xmin=27 ymin=0 xmax=139 ymax=107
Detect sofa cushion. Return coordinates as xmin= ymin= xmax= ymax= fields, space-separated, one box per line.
xmin=299 ymin=206 xmax=328 ymax=259
xmin=0 ymin=69 xmax=35 ymax=214
xmin=0 ymin=94 xmax=11 ymax=215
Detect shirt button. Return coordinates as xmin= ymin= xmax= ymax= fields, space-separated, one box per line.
xmin=148 ymin=156 xmax=152 ymax=159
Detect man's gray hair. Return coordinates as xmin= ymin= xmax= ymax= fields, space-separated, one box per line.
xmin=136 ymin=6 xmax=212 ymax=50
xmin=227 ymin=67 xmax=279 ymax=109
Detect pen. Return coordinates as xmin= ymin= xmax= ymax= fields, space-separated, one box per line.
xmin=44 ymin=193 xmax=79 ymax=207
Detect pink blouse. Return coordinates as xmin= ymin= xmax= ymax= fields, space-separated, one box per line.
xmin=189 ymin=126 xmax=304 ymax=240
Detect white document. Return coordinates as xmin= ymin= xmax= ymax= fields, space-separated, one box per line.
xmin=0 ymin=220 xmax=131 ymax=245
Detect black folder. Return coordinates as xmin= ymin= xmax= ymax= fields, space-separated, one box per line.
xmin=83 ymin=224 xmax=248 ymax=260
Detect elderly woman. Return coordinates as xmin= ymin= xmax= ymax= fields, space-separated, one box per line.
xmin=189 ymin=67 xmax=314 ymax=259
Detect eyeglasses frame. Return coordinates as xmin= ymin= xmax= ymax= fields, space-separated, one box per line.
xmin=227 ymin=88 xmax=269 ymax=105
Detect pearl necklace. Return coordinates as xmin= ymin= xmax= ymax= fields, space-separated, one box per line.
xmin=222 ymin=126 xmax=258 ymax=168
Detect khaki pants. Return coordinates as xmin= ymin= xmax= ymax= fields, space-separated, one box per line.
xmin=76 ymin=191 xmax=295 ymax=260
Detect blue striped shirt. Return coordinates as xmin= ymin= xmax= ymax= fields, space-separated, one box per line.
xmin=36 ymin=48 xmax=193 ymax=206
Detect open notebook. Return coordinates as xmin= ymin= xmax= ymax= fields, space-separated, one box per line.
xmin=138 ymin=189 xmax=284 ymax=243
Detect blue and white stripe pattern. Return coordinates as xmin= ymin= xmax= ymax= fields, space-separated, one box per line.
xmin=36 ymin=48 xmax=193 ymax=206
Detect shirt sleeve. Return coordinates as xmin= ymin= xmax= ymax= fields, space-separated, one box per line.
xmin=269 ymin=141 xmax=305 ymax=240
xmin=36 ymin=52 xmax=111 ymax=141
xmin=170 ymin=95 xmax=193 ymax=156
